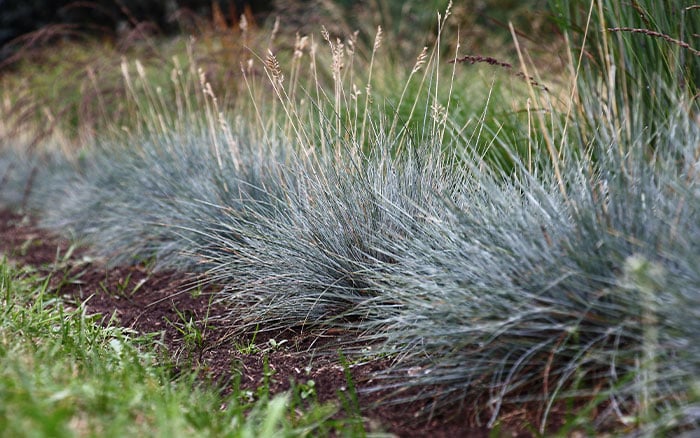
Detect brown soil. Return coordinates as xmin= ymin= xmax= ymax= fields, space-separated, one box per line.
xmin=0 ymin=208 xmax=534 ymax=437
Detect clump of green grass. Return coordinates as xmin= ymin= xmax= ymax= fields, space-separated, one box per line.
xmin=0 ymin=259 xmax=359 ymax=437
xmin=550 ymin=0 xmax=700 ymax=146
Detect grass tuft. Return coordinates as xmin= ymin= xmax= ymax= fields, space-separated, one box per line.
xmin=0 ymin=259 xmax=353 ymax=437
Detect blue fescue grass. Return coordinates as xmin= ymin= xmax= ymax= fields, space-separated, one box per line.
xmin=33 ymin=129 xmax=292 ymax=270
xmin=360 ymin=102 xmax=700 ymax=431
xmin=0 ymin=1 xmax=698 ymax=434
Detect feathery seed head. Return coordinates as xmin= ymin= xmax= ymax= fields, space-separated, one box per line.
xmin=293 ymin=34 xmax=309 ymax=59
xmin=412 ymin=47 xmax=429 ymax=74
xmin=239 ymin=14 xmax=248 ymax=34
xmin=373 ymin=26 xmax=383 ymax=51
xmin=265 ymin=50 xmax=284 ymax=85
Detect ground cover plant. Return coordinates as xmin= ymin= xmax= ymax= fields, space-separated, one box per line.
xmin=0 ymin=255 xmax=345 ymax=437
xmin=1 ymin=0 xmax=699 ymax=435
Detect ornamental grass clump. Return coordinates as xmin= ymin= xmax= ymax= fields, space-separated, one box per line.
xmin=194 ymin=139 xmax=459 ymax=332
xmin=361 ymin=105 xmax=699 ymax=432
xmin=36 ymin=128 xmax=293 ymax=270
xmin=357 ymin=1 xmax=700 ymax=433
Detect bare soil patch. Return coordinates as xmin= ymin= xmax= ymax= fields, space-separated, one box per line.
xmin=0 ymin=209 xmax=531 ymax=437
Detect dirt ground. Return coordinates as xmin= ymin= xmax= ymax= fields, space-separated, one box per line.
xmin=1 ymin=208 xmax=536 ymax=437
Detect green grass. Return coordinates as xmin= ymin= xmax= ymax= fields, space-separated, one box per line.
xmin=0 ymin=259 xmax=364 ymax=437
xmin=549 ymin=0 xmax=700 ymax=149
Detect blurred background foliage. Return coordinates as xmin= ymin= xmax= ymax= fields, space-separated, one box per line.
xmin=0 ymin=0 xmax=552 ymax=65
xmin=0 ymin=0 xmax=272 ymax=60
xmin=0 ymin=0 xmax=557 ymax=153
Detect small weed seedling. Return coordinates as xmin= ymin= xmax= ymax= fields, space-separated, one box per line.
xmin=234 ymin=324 xmax=260 ymax=355
xmin=266 ymin=337 xmax=288 ymax=351
xmin=336 ymin=351 xmax=366 ymax=436
xmin=167 ymin=306 xmax=208 ymax=362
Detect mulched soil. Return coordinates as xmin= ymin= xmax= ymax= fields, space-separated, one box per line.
xmin=0 ymin=208 xmax=533 ymax=437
